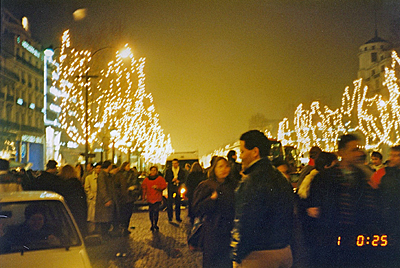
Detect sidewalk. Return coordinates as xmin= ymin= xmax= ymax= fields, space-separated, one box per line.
xmin=87 ymin=209 xmax=202 ymax=268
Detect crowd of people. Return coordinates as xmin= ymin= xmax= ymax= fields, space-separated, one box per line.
xmin=0 ymin=159 xmax=142 ymax=238
xmin=1 ymin=129 xmax=400 ymax=268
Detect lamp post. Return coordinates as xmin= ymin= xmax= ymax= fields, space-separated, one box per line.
xmin=126 ymin=141 xmax=132 ymax=162
xmin=76 ymin=47 xmax=112 ymax=170
xmin=110 ymin=129 xmax=118 ymax=164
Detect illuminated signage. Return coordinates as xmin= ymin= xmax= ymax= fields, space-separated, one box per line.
xmin=17 ymin=36 xmax=41 ymax=58
xmin=22 ymin=135 xmax=43 ymax=143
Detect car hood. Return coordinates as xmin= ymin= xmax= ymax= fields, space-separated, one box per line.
xmin=0 ymin=246 xmax=92 ymax=268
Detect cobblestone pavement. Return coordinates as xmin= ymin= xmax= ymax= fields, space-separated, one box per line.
xmin=86 ymin=208 xmax=202 ymax=268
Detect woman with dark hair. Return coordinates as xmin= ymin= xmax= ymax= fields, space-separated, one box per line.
xmin=59 ymin=164 xmax=87 ymax=236
xmin=185 ymin=162 xmax=205 ymax=225
xmin=192 ymin=156 xmax=236 ymax=268
xmin=141 ymin=166 xmax=167 ymax=231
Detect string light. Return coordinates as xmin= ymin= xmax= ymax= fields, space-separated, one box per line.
xmin=278 ymin=50 xmax=400 ymax=155
xmin=56 ymin=31 xmax=173 ymax=165
xmin=203 ymin=50 xmax=399 ymax=162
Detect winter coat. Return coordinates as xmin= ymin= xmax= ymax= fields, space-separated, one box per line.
xmin=141 ymin=175 xmax=167 ymax=204
xmin=231 ymin=157 xmax=294 ymax=264
xmin=95 ymin=170 xmax=115 ymax=223
xmin=186 ymin=171 xmax=206 ymax=201
xmin=192 ymin=178 xmax=236 ymax=268
xmin=164 ymin=167 xmax=186 ymax=192
xmin=33 ymin=171 xmax=64 ymax=194
xmin=379 ymin=167 xmax=400 ymax=237
xmin=59 ymin=177 xmax=87 ymax=234
xmin=84 ymin=172 xmax=98 ymax=222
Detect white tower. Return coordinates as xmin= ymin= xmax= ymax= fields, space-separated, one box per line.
xmin=357 ymin=31 xmax=392 ymax=96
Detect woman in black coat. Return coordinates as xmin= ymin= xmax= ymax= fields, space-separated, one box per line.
xmin=186 ymin=162 xmax=205 ymax=225
xmin=192 ymin=156 xmax=236 ymax=268
xmin=59 ymin=164 xmax=88 ymax=236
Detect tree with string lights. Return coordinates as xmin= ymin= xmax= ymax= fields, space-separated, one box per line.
xmin=55 ymin=30 xmax=173 ymax=165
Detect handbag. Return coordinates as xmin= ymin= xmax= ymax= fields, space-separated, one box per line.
xmin=187 ymin=218 xmax=204 ymax=251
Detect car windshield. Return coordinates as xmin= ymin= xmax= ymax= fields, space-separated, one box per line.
xmin=0 ymin=200 xmax=81 ymax=254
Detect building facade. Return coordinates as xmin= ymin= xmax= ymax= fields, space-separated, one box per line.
xmin=0 ymin=8 xmax=45 ymax=170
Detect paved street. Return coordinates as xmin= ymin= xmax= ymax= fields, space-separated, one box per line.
xmin=86 ymin=208 xmax=202 ymax=268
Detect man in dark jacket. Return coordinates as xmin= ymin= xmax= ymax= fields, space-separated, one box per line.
xmin=379 ymin=145 xmax=400 ymax=263
xmin=231 ymin=130 xmax=294 ymax=267
xmin=164 ymin=158 xmax=186 ymax=222
xmin=34 ymin=160 xmax=64 ymax=193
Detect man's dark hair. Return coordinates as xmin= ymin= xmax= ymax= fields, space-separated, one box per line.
xmin=46 ymin=160 xmax=58 ymax=170
xmin=240 ymin=130 xmax=270 ymax=158
xmin=315 ymin=152 xmax=338 ymax=172
xmin=371 ymin=151 xmax=383 ymax=160
xmin=0 ymin=159 xmax=10 ymax=171
xmin=172 ymin=158 xmax=179 ymax=162
xmin=309 ymin=146 xmax=322 ymax=159
xmin=227 ymin=150 xmax=236 ymax=161
xmin=338 ymin=134 xmax=359 ymax=151
xmin=101 ymin=160 xmax=112 ymax=169
xmin=391 ymin=145 xmax=400 ymax=153
xmin=94 ymin=162 xmax=102 ymax=167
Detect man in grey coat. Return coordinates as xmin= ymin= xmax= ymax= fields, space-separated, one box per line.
xmin=95 ymin=160 xmax=115 ymax=236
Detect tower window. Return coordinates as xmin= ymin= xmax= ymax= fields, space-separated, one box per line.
xmin=371 ymin=52 xmax=377 ymax=62
xmin=372 ymin=46 xmax=375 ymax=50
xmin=381 ymin=65 xmax=385 ymax=72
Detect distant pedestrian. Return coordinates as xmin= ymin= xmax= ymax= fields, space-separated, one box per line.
xmin=227 ymin=150 xmax=242 ymax=183
xmin=193 ymin=156 xmax=235 ymax=268
xmin=297 ymin=146 xmax=322 ymax=188
xmin=0 ymin=158 xmax=23 ymax=192
xmin=115 ymin=162 xmax=136 ymax=236
xmin=59 ymin=164 xmax=88 ymax=236
xmin=84 ymin=162 xmax=101 ymax=234
xmin=231 ymin=130 xmax=294 ymax=268
xmin=165 ymin=158 xmax=186 ymax=222
xmin=34 ymin=160 xmax=64 ymax=194
xmin=141 ymin=166 xmax=167 ymax=231
xmin=185 ymin=162 xmax=205 ymax=225
xmin=95 ymin=160 xmax=115 ymax=237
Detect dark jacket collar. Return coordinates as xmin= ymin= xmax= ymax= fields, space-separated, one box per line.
xmin=243 ymin=157 xmax=269 ymax=175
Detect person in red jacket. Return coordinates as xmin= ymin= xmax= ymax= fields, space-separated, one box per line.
xmin=141 ymin=166 xmax=167 ymax=231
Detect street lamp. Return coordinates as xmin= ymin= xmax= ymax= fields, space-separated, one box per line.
xmin=126 ymin=141 xmax=132 ymax=162
xmin=77 ymin=47 xmax=113 ymax=170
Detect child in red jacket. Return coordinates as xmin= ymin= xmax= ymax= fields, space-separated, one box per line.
xmin=141 ymin=166 xmax=167 ymax=231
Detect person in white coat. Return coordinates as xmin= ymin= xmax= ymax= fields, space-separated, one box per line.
xmin=84 ymin=163 xmax=101 ymax=234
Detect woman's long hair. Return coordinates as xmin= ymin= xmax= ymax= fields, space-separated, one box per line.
xmin=207 ymin=156 xmax=231 ymax=182
xmin=190 ymin=162 xmax=203 ymax=173
xmin=59 ymin=164 xmax=78 ymax=180
xmin=120 ymin=161 xmax=130 ymax=171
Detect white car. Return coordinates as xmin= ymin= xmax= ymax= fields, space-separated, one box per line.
xmin=0 ymin=191 xmax=92 ymax=268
